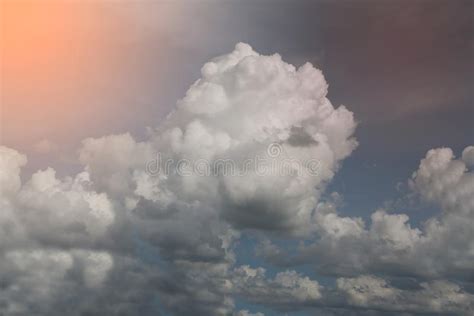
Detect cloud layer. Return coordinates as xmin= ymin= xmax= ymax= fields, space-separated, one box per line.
xmin=0 ymin=43 xmax=472 ymax=315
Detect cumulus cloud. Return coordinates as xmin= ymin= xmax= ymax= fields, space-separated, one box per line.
xmin=260 ymin=146 xmax=474 ymax=282
xmin=136 ymin=42 xmax=358 ymax=236
xmin=462 ymin=145 xmax=474 ymax=168
xmin=72 ymin=42 xmax=355 ymax=313
xmin=0 ymin=248 xmax=120 ymax=315
xmin=234 ymin=311 xmax=264 ymax=316
xmin=0 ymin=146 xmax=120 ymax=314
xmin=336 ymin=275 xmax=473 ymax=315
xmin=0 ymin=43 xmax=472 ymax=315
xmin=233 ymin=265 xmax=322 ymax=309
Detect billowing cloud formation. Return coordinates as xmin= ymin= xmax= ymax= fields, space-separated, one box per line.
xmin=337 ymin=275 xmax=473 ymax=314
xmin=257 ymin=146 xmax=474 ymax=313
xmin=0 ymin=44 xmax=472 ymax=315
xmin=0 ymin=147 xmax=119 ymax=314
xmin=78 ymin=43 xmax=357 ymax=236
xmin=233 ymin=265 xmax=322 ymax=308
xmin=260 ymin=147 xmax=474 ymax=279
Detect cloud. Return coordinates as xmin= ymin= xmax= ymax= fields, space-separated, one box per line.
xmin=462 ymin=146 xmax=474 ymax=168
xmin=0 ymin=43 xmax=472 ymax=315
xmin=0 ymin=146 xmax=26 ymax=196
xmin=79 ymin=133 xmax=153 ymax=198
xmin=233 ymin=265 xmax=322 ymax=309
xmin=259 ymin=146 xmax=474 ymax=283
xmin=234 ymin=311 xmax=264 ymax=316
xmin=139 ymin=42 xmax=358 ymax=236
xmin=70 ymin=42 xmax=356 ymax=313
xmin=0 ymin=248 xmax=119 ymax=315
xmin=336 ymin=275 xmax=474 ymax=314
xmin=16 ymin=168 xmax=115 ymax=248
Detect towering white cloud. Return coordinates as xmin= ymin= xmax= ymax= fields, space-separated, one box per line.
xmin=124 ymin=42 xmax=357 ymax=236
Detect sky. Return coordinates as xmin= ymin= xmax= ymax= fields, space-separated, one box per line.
xmin=0 ymin=1 xmax=473 ymax=315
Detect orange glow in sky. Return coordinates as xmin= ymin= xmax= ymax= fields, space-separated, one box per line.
xmin=1 ymin=0 xmax=170 ymax=149
xmin=2 ymin=1 xmax=102 ymax=144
